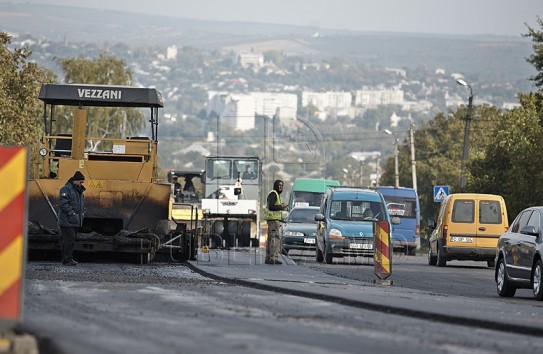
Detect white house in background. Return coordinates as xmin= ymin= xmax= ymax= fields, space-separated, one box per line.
xmin=206 ymin=91 xmax=298 ymax=131
xmin=354 ymin=87 xmax=404 ymax=107
xmin=301 ymin=91 xmax=352 ymax=120
xmin=390 ymin=112 xmax=401 ymax=127
xmin=234 ymin=52 xmax=264 ymax=68
xmin=166 ymin=45 xmax=177 ymax=60
xmin=444 ymin=90 xmax=466 ymax=107
xmin=502 ymin=102 xmax=521 ymax=110
xmin=385 ymin=67 xmax=407 ymax=77
xmin=251 ymin=92 xmax=297 ymax=119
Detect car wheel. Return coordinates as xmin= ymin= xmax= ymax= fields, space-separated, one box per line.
xmin=428 ymin=247 xmax=437 ymax=266
xmin=496 ymin=257 xmax=516 ymax=297
xmin=436 ymin=246 xmax=447 ymax=267
xmin=324 ymin=244 xmax=333 ymax=264
xmin=532 ymin=259 xmax=543 ymax=301
xmin=315 ymin=245 xmax=324 ymax=263
xmin=487 ymin=259 xmax=495 ymax=268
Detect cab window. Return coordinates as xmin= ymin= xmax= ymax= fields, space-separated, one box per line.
xmin=235 ymin=160 xmax=257 ymax=180
xmin=207 ymin=159 xmax=231 ymax=179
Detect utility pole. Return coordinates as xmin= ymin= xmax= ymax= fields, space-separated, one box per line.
xmin=410 ymin=124 xmax=417 ymax=191
xmin=456 ymin=79 xmax=473 ymax=192
xmin=384 ymin=129 xmax=399 ymax=188
xmin=375 ymin=153 xmax=381 ymax=186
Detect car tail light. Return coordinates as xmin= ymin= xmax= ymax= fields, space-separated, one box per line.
xmin=416 ymin=224 xmax=420 ymax=236
xmin=442 ymin=224 xmax=448 ymax=239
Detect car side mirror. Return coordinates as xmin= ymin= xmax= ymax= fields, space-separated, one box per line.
xmin=314 ymin=213 xmax=325 ymax=222
xmin=427 ymin=219 xmax=436 ymax=229
xmin=520 ymin=225 xmax=539 ymax=237
xmin=391 ymin=216 xmax=401 ymax=225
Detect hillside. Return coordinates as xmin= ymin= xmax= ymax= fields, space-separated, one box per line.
xmin=0 ymin=3 xmax=535 ymax=85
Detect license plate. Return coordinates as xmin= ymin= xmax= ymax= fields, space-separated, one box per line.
xmin=304 ymin=238 xmax=315 ymax=244
xmin=350 ymin=243 xmax=372 ymax=249
xmin=450 ymin=236 xmax=473 ymax=243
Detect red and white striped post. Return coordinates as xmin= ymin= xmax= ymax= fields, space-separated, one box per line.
xmin=0 ymin=146 xmax=28 ymax=332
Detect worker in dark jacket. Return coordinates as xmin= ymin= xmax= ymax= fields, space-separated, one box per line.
xmin=58 ymin=170 xmax=86 ymax=266
xmin=264 ymin=179 xmax=287 ymax=264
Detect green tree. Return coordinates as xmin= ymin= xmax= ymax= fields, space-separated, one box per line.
xmin=471 ymin=93 xmax=543 ymax=220
xmin=466 ymin=17 xmax=543 ymax=221
xmin=54 ymin=54 xmax=145 ymax=150
xmin=0 ymin=32 xmax=54 ymax=146
xmin=380 ymin=105 xmax=504 ymax=232
xmin=263 ymin=50 xmax=283 ymax=66
xmin=523 ymin=16 xmax=543 ymax=90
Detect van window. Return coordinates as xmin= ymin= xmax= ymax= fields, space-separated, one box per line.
xmin=452 ymin=200 xmax=474 ymax=223
xmin=479 ymin=200 xmax=503 ymax=224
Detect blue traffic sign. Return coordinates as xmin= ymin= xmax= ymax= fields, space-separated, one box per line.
xmin=433 ymin=185 xmax=449 ymax=202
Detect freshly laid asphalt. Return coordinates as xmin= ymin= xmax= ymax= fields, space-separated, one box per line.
xmin=187 ymin=247 xmax=543 ymax=336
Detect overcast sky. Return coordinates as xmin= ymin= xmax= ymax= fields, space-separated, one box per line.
xmin=7 ymin=0 xmax=542 ymax=36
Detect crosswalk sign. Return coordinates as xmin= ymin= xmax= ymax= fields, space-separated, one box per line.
xmin=433 ymin=185 xmax=449 ymax=202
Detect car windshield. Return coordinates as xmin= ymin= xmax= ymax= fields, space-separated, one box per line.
xmin=292 ymin=191 xmax=323 ymax=207
xmin=331 ymin=200 xmax=385 ymax=221
xmin=288 ymin=209 xmax=318 ymax=223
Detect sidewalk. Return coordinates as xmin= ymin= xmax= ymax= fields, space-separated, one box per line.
xmin=188 ymin=247 xmax=543 ymax=335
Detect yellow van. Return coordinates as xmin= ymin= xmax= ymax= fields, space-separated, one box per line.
xmin=427 ymin=193 xmax=508 ymax=267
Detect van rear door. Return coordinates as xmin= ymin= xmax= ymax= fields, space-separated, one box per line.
xmin=448 ymin=198 xmax=477 ymax=248
xmin=475 ymin=197 xmax=505 ymax=249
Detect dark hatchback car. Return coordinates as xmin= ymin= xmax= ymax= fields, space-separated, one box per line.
xmin=281 ymin=206 xmax=319 ymax=254
xmin=495 ymin=206 xmax=543 ymax=300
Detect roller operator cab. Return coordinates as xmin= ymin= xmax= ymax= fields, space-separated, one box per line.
xmin=28 ymin=83 xmax=196 ymax=263
xmin=200 ymin=156 xmax=262 ymax=249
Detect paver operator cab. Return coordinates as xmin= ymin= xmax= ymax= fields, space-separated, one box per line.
xmin=27 ymin=83 xmax=196 ymax=263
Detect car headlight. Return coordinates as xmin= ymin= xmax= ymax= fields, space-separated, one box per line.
xmin=39 ymin=148 xmax=48 ymax=156
xmin=284 ymin=231 xmax=304 ymax=237
xmin=329 ymin=228 xmax=344 ymax=239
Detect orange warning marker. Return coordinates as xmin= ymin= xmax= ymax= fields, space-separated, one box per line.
xmin=374 ymin=220 xmax=392 ymax=280
xmin=0 ymin=147 xmax=27 ymax=330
